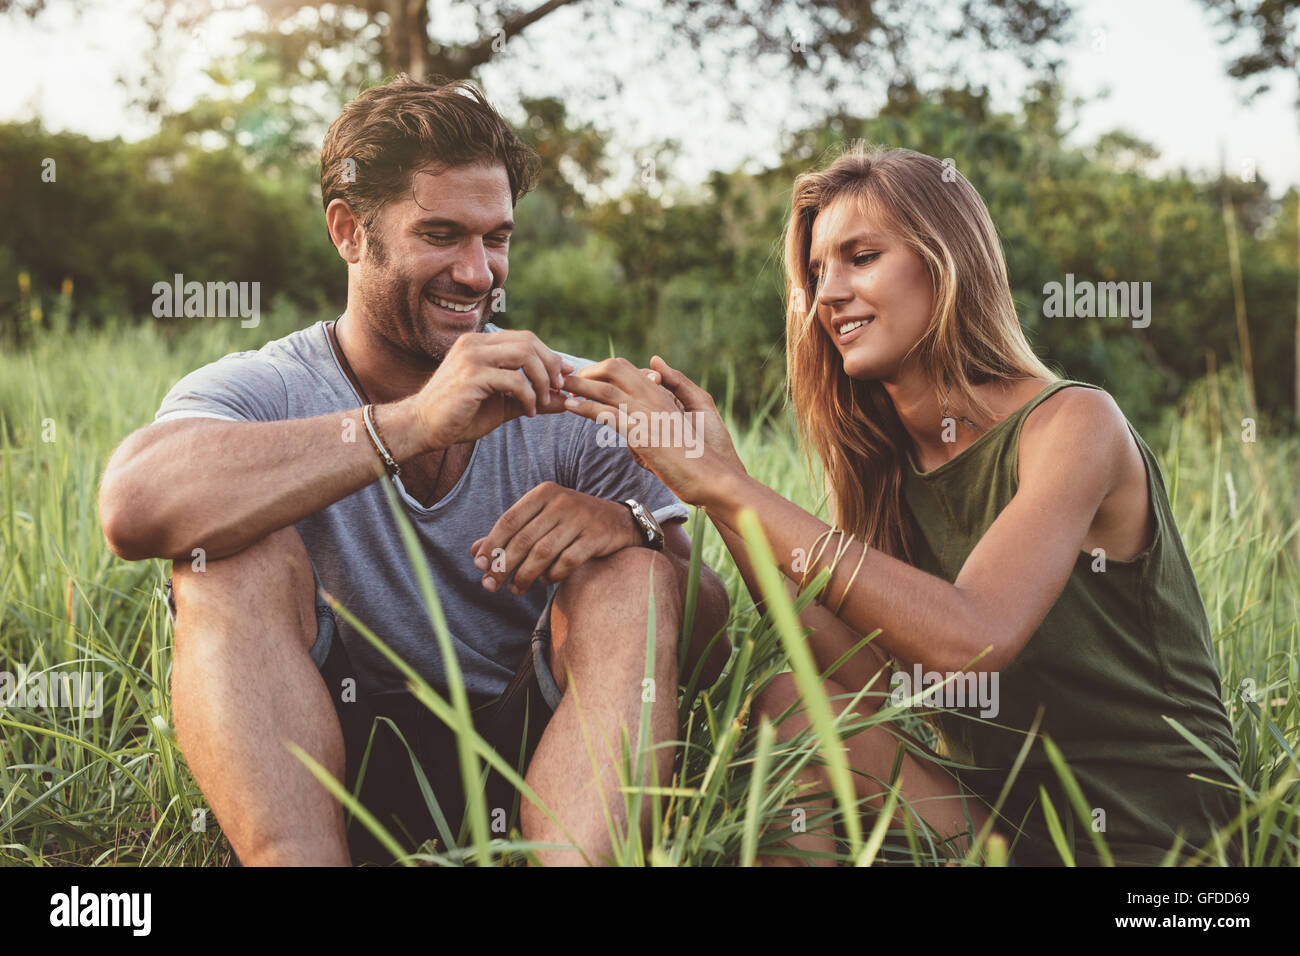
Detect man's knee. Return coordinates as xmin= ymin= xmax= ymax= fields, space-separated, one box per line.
xmin=557 ymin=546 xmax=683 ymax=620
xmin=548 ymin=548 xmax=683 ymax=686
xmin=171 ymin=525 xmax=319 ymax=655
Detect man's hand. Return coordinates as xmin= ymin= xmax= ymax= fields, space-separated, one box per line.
xmin=395 ymin=330 xmax=574 ymax=454
xmin=470 ymin=482 xmax=643 ymax=595
xmin=561 ymin=356 xmax=743 ymax=506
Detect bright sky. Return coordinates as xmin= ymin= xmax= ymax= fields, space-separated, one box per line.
xmin=1053 ymin=0 xmax=1298 ymax=190
xmin=2 ymin=0 xmax=1296 ymax=196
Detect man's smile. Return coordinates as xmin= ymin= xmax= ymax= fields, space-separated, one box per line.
xmin=424 ymin=290 xmax=487 ymax=323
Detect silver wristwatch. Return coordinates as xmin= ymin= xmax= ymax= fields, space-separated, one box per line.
xmin=622 ymin=499 xmax=665 ymax=551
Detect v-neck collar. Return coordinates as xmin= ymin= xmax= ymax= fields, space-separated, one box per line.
xmin=317 ymin=319 xmax=481 ymax=516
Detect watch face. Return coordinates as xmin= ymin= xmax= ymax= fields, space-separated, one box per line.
xmin=626 ymin=500 xmax=664 ymax=548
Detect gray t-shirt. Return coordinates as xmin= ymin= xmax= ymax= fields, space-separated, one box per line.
xmin=154 ymin=319 xmax=688 ymax=701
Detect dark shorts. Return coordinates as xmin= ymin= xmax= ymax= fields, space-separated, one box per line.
xmin=164 ymin=565 xmax=563 ymax=866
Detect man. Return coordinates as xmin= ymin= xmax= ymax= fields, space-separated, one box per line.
xmin=98 ymin=75 xmax=731 ymax=866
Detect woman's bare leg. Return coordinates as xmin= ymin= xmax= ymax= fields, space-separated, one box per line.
xmin=750 ymin=670 xmax=992 ymax=866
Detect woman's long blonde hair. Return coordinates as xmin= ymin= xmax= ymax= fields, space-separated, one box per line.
xmin=784 ymin=142 xmax=1057 ymax=562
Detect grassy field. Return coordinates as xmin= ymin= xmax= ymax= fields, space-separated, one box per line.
xmin=1 ymin=308 xmax=1297 ymax=866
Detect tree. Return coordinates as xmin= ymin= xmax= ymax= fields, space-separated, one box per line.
xmin=52 ymin=0 xmax=1078 ymax=133
xmin=1199 ymin=0 xmax=1300 ymax=419
xmin=1198 ymin=0 xmax=1299 ymax=102
xmin=139 ymin=0 xmax=1075 ymax=83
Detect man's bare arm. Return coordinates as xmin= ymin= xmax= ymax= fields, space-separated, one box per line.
xmin=98 ymin=405 xmax=428 ymax=562
xmin=99 ymin=330 xmax=573 ymax=562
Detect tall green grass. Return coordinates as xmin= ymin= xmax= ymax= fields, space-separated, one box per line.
xmin=0 ymin=313 xmax=1296 ymax=865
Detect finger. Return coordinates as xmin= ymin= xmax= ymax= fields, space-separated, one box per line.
xmin=649 ymin=354 xmax=692 ymax=392
xmin=648 ymin=371 xmax=685 ymax=412
xmin=562 ymin=392 xmax=618 ymax=426
xmin=502 ymin=330 xmax=568 ymax=390
xmin=488 ymin=508 xmax=563 ymax=593
xmin=509 ymin=523 xmax=581 ymax=595
xmin=479 ymin=366 xmax=539 ymax=418
xmin=517 ymin=330 xmax=568 ymax=390
xmin=650 ymin=355 xmax=714 ymax=410
xmin=474 ymin=485 xmax=551 ymax=573
xmin=535 ymin=384 xmax=572 ymax=415
xmin=475 ymin=337 xmax=558 ymax=398
xmin=541 ymin=533 xmax=597 ymax=586
xmin=514 ymin=350 xmax=555 ymax=409
xmin=561 ymin=374 xmax=627 ymax=407
xmin=574 ymin=356 xmax=648 ymax=393
xmin=638 ymin=367 xmax=684 ymax=409
xmin=563 ymin=392 xmax=636 ymax=451
xmin=528 ymin=334 xmax=570 ymax=391
xmin=477 ymin=340 xmax=554 ymax=409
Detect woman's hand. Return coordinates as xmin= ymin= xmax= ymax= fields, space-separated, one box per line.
xmin=562 ymin=355 xmax=744 ymax=505
xmin=643 ymin=355 xmax=746 ymax=474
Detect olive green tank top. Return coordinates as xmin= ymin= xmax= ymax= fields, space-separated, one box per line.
xmin=901 ymin=379 xmax=1240 ymax=866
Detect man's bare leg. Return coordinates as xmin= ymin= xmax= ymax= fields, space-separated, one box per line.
xmin=170 ymin=525 xmax=351 ymax=865
xmin=751 ymin=671 xmax=991 ymax=866
xmin=520 ymin=547 xmax=683 ymax=865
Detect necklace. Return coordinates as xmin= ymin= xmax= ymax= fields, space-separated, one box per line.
xmin=941 ymin=380 xmax=986 ymax=433
xmin=328 ymin=319 xmax=449 ymax=492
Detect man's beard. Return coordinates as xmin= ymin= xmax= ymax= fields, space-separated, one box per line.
xmin=359 ymin=259 xmax=494 ymax=365
xmin=359 ymin=224 xmax=494 ymax=364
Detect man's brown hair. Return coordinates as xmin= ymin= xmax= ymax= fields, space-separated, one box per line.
xmin=320 ymin=74 xmax=541 ymax=234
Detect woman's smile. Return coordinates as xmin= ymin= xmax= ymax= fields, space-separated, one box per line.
xmin=833 ymin=314 xmax=875 ymax=346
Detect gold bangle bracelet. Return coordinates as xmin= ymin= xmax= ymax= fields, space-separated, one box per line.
xmin=800 ymin=526 xmax=838 ymax=598
xmin=831 ymin=538 xmax=870 ymax=616
xmin=820 ymin=531 xmax=855 ymax=606
xmin=812 ymin=528 xmax=855 ymax=607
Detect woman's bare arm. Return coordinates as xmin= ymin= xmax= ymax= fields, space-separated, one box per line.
xmin=713 ymin=519 xmax=891 ymax=690
xmin=561 ymin=359 xmax=1129 ymax=679
xmin=700 ymin=388 xmax=1126 ymax=675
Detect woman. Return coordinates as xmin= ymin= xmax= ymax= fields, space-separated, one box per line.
xmin=561 ymin=142 xmax=1241 ymax=866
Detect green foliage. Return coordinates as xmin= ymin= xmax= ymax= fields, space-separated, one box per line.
xmin=1197 ymin=0 xmax=1300 ymax=103
xmin=0 ymin=121 xmax=342 ymax=338
xmin=0 ymin=316 xmax=1295 ymax=866
xmin=4 ymin=80 xmax=1296 ymax=431
xmin=520 ymin=82 xmax=1298 ymax=428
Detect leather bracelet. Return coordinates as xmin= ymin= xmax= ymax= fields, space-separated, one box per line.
xmin=362 ymin=403 xmax=401 ymax=477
